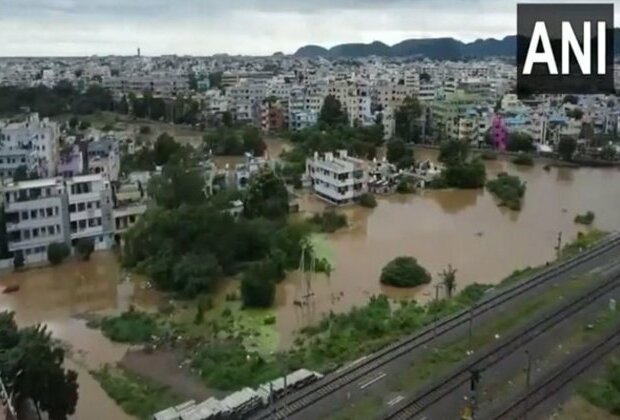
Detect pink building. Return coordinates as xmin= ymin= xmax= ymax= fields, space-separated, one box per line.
xmin=490 ymin=115 xmax=508 ymax=151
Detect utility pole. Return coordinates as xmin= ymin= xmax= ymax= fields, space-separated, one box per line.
xmin=524 ymin=350 xmax=532 ymax=420
xmin=469 ymin=369 xmax=480 ymax=420
xmin=555 ymin=231 xmax=563 ymax=259
xmin=433 ymin=283 xmax=443 ymax=337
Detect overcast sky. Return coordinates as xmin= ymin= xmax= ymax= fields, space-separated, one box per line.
xmin=0 ymin=0 xmax=617 ymax=56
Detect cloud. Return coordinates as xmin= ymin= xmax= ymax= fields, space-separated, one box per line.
xmin=0 ymin=0 xmax=614 ymax=56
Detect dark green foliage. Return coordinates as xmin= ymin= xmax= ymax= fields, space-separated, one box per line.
xmin=76 ymin=238 xmax=95 ymax=261
xmin=439 ymin=140 xmax=470 ymax=166
xmin=442 ymin=160 xmax=486 ymax=189
xmin=600 ymin=146 xmax=618 ymax=161
xmin=380 ymin=256 xmax=431 ymax=288
xmin=319 ymin=95 xmax=348 ymax=128
xmin=78 ymin=120 xmax=91 ymax=130
xmin=147 ymin=162 xmax=206 ymax=209
xmin=563 ymin=95 xmax=579 ymax=105
xmin=203 ymin=127 xmax=266 ymax=156
xmin=243 ymin=169 xmax=289 ymax=220
xmin=241 ymin=126 xmax=267 ymax=157
xmin=0 ymin=312 xmax=78 ymax=420
xmin=558 ymin=137 xmax=577 ymax=161
xmin=100 ymin=308 xmax=160 ymax=344
xmin=208 ymin=72 xmax=223 ymax=90
xmin=486 ymin=172 xmax=527 ymax=211
xmin=93 ymin=366 xmax=182 ymax=420
xmin=191 ymin=340 xmax=283 ymax=390
xmin=0 ymin=84 xmax=113 ymax=117
xmin=153 ymin=133 xmax=181 ymax=166
xmin=440 ymin=265 xmax=457 ymax=298
xmin=13 ymin=253 xmax=24 ymax=270
xmin=139 ymin=125 xmax=151 ymax=134
xmin=512 ymin=155 xmax=534 ymax=166
xmin=580 ymin=361 xmax=620 ymax=415
xmin=241 ymin=258 xmax=282 ymax=308
xmin=359 ymin=193 xmax=378 ymax=208
xmin=173 ymin=254 xmax=222 ymax=298
xmin=455 ymin=283 xmax=493 ymax=306
xmin=310 ymin=211 xmax=348 ymax=233
xmin=396 ymin=180 xmax=415 ymax=194
xmin=386 ymin=139 xmax=414 ymax=169
xmin=506 ymin=132 xmax=535 ymax=152
xmin=574 ymin=211 xmax=595 ymax=226
xmin=480 ymin=150 xmax=498 ymax=160
xmin=47 ymin=242 xmax=70 ymax=265
xmin=394 ymin=96 xmax=423 ymax=143
xmin=566 ymin=108 xmax=583 ymax=120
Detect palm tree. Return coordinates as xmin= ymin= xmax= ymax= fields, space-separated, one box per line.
xmin=439 ymin=265 xmax=457 ymax=299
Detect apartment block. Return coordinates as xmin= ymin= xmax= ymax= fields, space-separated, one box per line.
xmin=305 ymin=150 xmax=369 ymax=205
xmin=3 ymin=178 xmax=68 ymax=264
xmin=0 ymin=113 xmax=60 ymax=179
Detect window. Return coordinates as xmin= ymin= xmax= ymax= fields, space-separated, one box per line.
xmin=69 ymin=204 xmax=76 ymax=212
xmin=39 ymin=209 xmax=44 ymax=218
xmin=78 ymin=203 xmax=85 ymax=212
xmin=23 ymin=230 xmax=30 ymax=240
xmin=46 ymin=208 xmax=53 ymax=217
xmin=47 ymin=226 xmax=54 ymax=235
xmin=30 ymin=210 xmax=37 ymax=219
xmin=78 ymin=220 xmax=86 ymax=229
xmin=32 ymin=228 xmax=38 ymax=238
xmin=21 ymin=211 xmax=28 ymax=221
xmin=70 ymin=221 xmax=77 ymax=233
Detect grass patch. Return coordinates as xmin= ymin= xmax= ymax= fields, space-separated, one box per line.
xmin=100 ymin=307 xmax=161 ymax=344
xmin=486 ymin=172 xmax=527 ymax=211
xmin=561 ymin=230 xmax=607 ymax=259
xmin=392 ymin=274 xmax=601 ymax=392
xmin=92 ymin=365 xmax=183 ymax=420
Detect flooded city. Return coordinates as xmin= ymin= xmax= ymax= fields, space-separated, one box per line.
xmin=2 ymin=150 xmax=620 ymax=418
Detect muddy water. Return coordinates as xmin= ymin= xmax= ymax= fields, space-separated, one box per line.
xmin=0 ymin=252 xmax=160 ymax=420
xmin=273 ymin=150 xmax=620 ymax=347
xmin=2 ymin=145 xmax=620 ymax=415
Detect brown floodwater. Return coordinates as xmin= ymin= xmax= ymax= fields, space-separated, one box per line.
xmin=2 ymin=146 xmax=620 ymax=417
xmin=0 ymin=252 xmax=161 ymax=420
xmin=272 ymin=150 xmax=620 ymax=347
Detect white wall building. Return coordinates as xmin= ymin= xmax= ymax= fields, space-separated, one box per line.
xmin=305 ymin=150 xmax=369 ymax=205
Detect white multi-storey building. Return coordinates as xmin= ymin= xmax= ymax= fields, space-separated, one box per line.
xmin=305 ymin=150 xmax=369 ymax=205
xmin=0 ymin=113 xmax=60 ymax=179
xmin=3 ymin=178 xmax=68 ymax=264
xmin=65 ymin=174 xmax=115 ymax=249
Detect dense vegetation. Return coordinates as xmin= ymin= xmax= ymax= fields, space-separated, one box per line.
xmin=386 ymin=139 xmax=414 ymax=169
xmin=380 ymin=257 xmax=432 ymax=288
xmin=203 ymin=126 xmax=266 ymax=157
xmin=432 ymin=140 xmax=486 ymax=189
xmin=580 ymin=360 xmax=620 ymax=415
xmin=93 ymin=366 xmax=182 ymax=420
xmin=486 ymin=173 xmax=527 ymax=210
xmin=359 ymin=193 xmax=378 ymax=208
xmin=511 ymin=155 xmax=534 ymax=166
xmin=100 ymin=308 xmax=161 ymax=343
xmin=310 ymin=210 xmax=348 ymax=233
xmin=47 ymin=242 xmax=70 ymax=265
xmin=574 ymin=211 xmax=595 ymax=226
xmin=394 ymin=96 xmax=423 ymax=143
xmin=0 ymin=312 xmax=78 ymax=420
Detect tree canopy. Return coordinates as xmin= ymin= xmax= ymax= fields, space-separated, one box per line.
xmin=319 ymin=95 xmax=348 ymax=128
xmin=243 ymin=169 xmax=289 ymax=220
xmin=380 ymin=256 xmax=431 ymax=288
xmin=394 ymin=96 xmax=423 ymax=142
xmin=558 ymin=137 xmax=577 ymax=161
xmin=0 ymin=312 xmax=78 ymax=420
xmin=386 ymin=139 xmax=414 ymax=169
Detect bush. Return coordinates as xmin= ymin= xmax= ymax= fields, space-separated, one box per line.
xmin=13 ymin=253 xmax=24 ymax=270
xmin=310 ymin=210 xmax=348 ymax=233
xmin=380 ymin=256 xmax=431 ymax=288
xmin=240 ymin=259 xmax=281 ymax=308
xmin=396 ymin=180 xmax=415 ymax=194
xmin=359 ymin=193 xmax=377 ymax=208
xmin=100 ymin=308 xmax=160 ymax=343
xmin=139 ymin=125 xmax=151 ymax=134
xmin=76 ymin=238 xmax=95 ymax=261
xmin=575 ymin=211 xmax=595 ymax=225
xmin=512 ymin=155 xmax=534 ymax=166
xmin=47 ymin=242 xmax=70 ymax=265
xmin=486 ymin=173 xmax=527 ymax=211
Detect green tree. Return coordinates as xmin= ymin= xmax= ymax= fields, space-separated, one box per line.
xmin=68 ymin=117 xmax=79 ymax=130
xmin=558 ymin=137 xmax=577 ymax=161
xmin=172 ymin=253 xmax=222 ymax=297
xmin=359 ymin=193 xmax=378 ymax=208
xmin=600 ymin=145 xmax=618 ymax=161
xmin=47 ymin=243 xmax=70 ymax=265
xmin=439 ymin=140 xmax=470 ymax=166
xmin=506 ymin=132 xmax=535 ymax=152
xmin=13 ymin=165 xmax=29 ymax=182
xmin=153 ymin=133 xmax=181 ymax=166
xmin=319 ymin=95 xmax=348 ymax=128
xmin=76 ymin=238 xmax=95 ymax=261
xmin=380 ymin=256 xmax=431 ymax=288
xmin=243 ymin=169 xmax=289 ymax=220
xmin=0 ymin=314 xmax=78 ymax=420
xmin=386 ymin=139 xmax=414 ymax=169
xmin=147 ymin=163 xmax=206 ymax=209
xmin=242 ymin=126 xmax=267 ymax=156
xmin=241 ymin=259 xmax=279 ymax=308
xmin=394 ymin=96 xmax=423 ymax=142
xmin=439 ymin=265 xmax=457 ymax=298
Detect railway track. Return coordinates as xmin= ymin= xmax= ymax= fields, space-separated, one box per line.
xmin=383 ymin=267 xmax=620 ymax=419
xmin=485 ymin=322 xmax=620 ymax=420
xmin=251 ymin=233 xmax=620 ymax=420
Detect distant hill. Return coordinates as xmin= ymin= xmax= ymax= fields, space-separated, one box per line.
xmin=292 ymin=30 xmax=620 ymax=59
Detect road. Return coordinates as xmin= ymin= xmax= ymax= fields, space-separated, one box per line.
xmin=251 ymin=235 xmax=620 ymax=420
